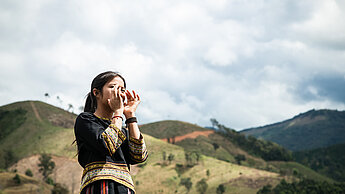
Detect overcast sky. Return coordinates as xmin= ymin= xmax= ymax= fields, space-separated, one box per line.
xmin=1 ymin=0 xmax=345 ymax=130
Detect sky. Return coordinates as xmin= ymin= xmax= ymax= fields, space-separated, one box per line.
xmin=1 ymin=0 xmax=345 ymax=130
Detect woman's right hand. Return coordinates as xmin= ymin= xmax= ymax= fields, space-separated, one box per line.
xmin=108 ymin=86 xmax=125 ymax=116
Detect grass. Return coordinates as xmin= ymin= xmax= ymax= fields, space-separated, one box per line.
xmin=268 ymin=161 xmax=335 ymax=183
xmin=0 ymin=172 xmax=52 ymax=194
xmin=133 ymin=135 xmax=281 ymax=194
xmin=0 ymin=100 xmax=337 ymax=193
xmin=140 ymin=120 xmax=209 ymax=139
xmin=0 ymin=101 xmax=77 ymax=168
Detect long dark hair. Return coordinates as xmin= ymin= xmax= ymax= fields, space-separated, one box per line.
xmin=84 ymin=71 xmax=126 ymax=113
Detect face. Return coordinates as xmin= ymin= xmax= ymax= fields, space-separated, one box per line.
xmin=94 ymin=76 xmax=126 ymax=107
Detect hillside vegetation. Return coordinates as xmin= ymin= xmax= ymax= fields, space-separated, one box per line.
xmin=213 ymin=122 xmax=292 ymax=162
xmin=0 ymin=101 xmax=337 ymax=193
xmin=240 ymin=109 xmax=345 ymax=151
xmin=0 ymin=171 xmax=52 ymax=194
xmin=293 ymin=143 xmax=345 ymax=182
xmin=0 ymin=101 xmax=77 ymax=169
xmin=133 ymin=135 xmax=282 ymax=194
xmin=141 ymin=121 xmax=269 ymax=169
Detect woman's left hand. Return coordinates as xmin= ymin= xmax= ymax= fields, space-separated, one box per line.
xmin=123 ymin=90 xmax=141 ymax=118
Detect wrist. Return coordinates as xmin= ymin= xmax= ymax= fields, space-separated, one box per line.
xmin=124 ymin=112 xmax=136 ymax=119
xmin=113 ymin=110 xmax=123 ymax=117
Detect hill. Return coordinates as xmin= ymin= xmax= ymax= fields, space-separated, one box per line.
xmin=0 ymin=101 xmax=335 ymax=193
xmin=0 ymin=101 xmax=77 ymax=169
xmin=0 ymin=171 xmax=52 ymax=193
xmin=141 ymin=121 xmax=269 ymax=168
xmin=293 ymin=143 xmax=345 ymax=182
xmin=240 ymin=109 xmax=345 ymax=151
xmin=141 ymin=120 xmax=294 ymax=169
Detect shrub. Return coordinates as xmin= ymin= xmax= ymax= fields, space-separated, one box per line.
xmin=25 ymin=169 xmax=33 ymax=177
xmin=38 ymin=153 xmax=55 ymax=180
xmin=180 ymin=177 xmax=192 ymax=192
xmin=196 ymin=178 xmax=208 ymax=194
xmin=46 ymin=177 xmax=54 ymax=185
xmin=216 ymin=184 xmax=225 ymax=194
xmin=52 ymin=183 xmax=69 ymax=194
xmin=13 ymin=174 xmax=21 ymax=184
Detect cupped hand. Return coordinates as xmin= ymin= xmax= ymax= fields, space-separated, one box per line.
xmin=108 ymin=86 xmax=125 ymax=115
xmin=124 ymin=90 xmax=141 ymax=118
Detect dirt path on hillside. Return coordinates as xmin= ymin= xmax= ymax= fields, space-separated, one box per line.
xmin=161 ymin=130 xmax=214 ymax=143
xmin=30 ymin=101 xmax=42 ymax=122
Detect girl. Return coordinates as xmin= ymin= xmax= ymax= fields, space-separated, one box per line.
xmin=74 ymin=71 xmax=148 ymax=194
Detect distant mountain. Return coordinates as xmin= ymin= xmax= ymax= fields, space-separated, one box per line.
xmin=293 ymin=143 xmax=345 ymax=182
xmin=240 ymin=109 xmax=345 ymax=151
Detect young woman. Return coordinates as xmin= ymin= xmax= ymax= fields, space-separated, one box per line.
xmin=74 ymin=71 xmax=148 ymax=194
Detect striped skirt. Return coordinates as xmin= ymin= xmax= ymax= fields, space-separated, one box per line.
xmin=81 ymin=179 xmax=134 ymax=194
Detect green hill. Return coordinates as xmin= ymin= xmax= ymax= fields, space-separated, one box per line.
xmin=140 ymin=121 xmax=269 ymax=168
xmin=0 ymin=101 xmax=336 ymax=193
xmin=240 ymin=109 xmax=345 ymax=151
xmin=0 ymin=100 xmax=77 ymax=169
xmin=293 ymin=143 xmax=345 ymax=182
xmin=141 ymin=120 xmax=293 ymax=169
xmin=139 ymin=120 xmax=210 ymax=138
xmin=133 ymin=134 xmax=282 ymax=194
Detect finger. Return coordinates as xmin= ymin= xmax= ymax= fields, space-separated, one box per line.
xmin=127 ymin=90 xmax=134 ymax=100
xmin=113 ymin=86 xmax=118 ymax=98
xmin=117 ymin=86 xmax=123 ymax=100
xmin=132 ymin=90 xmax=136 ymax=100
xmin=120 ymin=92 xmax=126 ymax=102
xmin=137 ymin=94 xmax=141 ymax=101
xmin=126 ymin=90 xmax=132 ymax=99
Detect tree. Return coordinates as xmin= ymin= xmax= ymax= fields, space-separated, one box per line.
xmin=38 ymin=154 xmax=55 ymax=181
xmin=206 ymin=169 xmax=210 ymax=179
xmin=216 ymin=184 xmax=225 ymax=194
xmin=235 ymin=154 xmax=246 ymax=165
xmin=168 ymin=153 xmax=175 ymax=164
xmin=212 ymin=143 xmax=219 ymax=150
xmin=13 ymin=174 xmax=21 ymax=184
xmin=185 ymin=151 xmax=201 ymax=167
xmin=56 ymin=96 xmax=62 ymax=105
xmin=67 ymin=104 xmax=74 ymax=113
xmin=171 ymin=136 xmax=176 ymax=144
xmin=210 ymin=118 xmax=219 ymax=129
xmin=25 ymin=169 xmax=33 ymax=177
xmin=162 ymin=151 xmax=166 ymax=161
xmin=44 ymin=93 xmax=50 ymax=102
xmin=196 ymin=178 xmax=208 ymax=194
xmin=180 ymin=177 xmax=192 ymax=192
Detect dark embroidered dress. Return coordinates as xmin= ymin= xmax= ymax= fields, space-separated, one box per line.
xmin=74 ymin=112 xmax=148 ymax=194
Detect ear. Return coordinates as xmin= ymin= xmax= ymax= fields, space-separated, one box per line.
xmin=92 ymin=88 xmax=99 ymax=97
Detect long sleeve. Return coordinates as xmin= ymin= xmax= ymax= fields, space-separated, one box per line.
xmin=74 ymin=113 xmax=126 ymax=157
xmin=128 ymin=134 xmax=148 ymax=163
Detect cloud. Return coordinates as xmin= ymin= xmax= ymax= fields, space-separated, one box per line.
xmin=297 ymin=74 xmax=345 ymax=104
xmin=1 ymin=0 xmax=345 ymax=129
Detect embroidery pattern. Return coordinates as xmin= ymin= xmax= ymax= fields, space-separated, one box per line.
xmin=102 ymin=124 xmax=126 ymax=156
xmin=129 ymin=136 xmax=148 ymax=162
xmin=81 ymin=162 xmax=135 ymax=193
